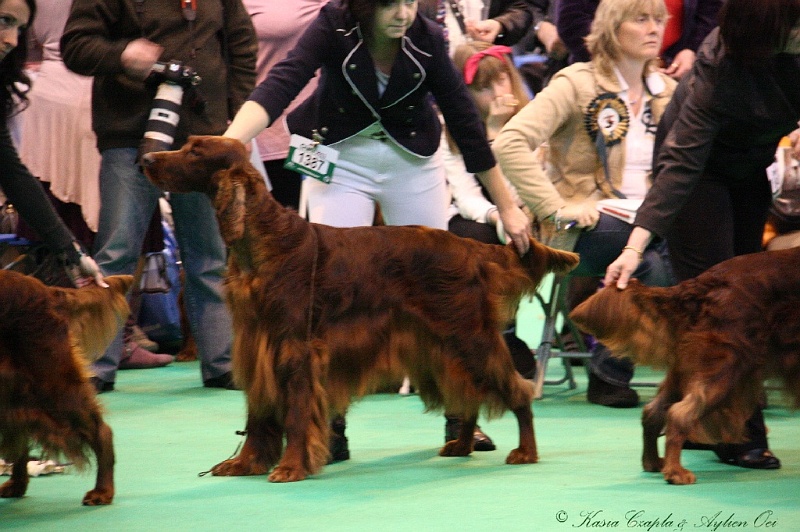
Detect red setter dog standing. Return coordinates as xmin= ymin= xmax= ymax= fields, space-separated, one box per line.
xmin=0 ymin=272 xmax=133 ymax=504
xmin=143 ymin=135 xmax=579 ymax=482
xmin=570 ymin=247 xmax=800 ymax=484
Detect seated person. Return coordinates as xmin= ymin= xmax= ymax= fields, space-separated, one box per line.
xmin=493 ymin=0 xmax=676 ymax=407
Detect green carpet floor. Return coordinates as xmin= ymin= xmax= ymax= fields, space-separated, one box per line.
xmin=2 ymin=357 xmax=798 ymax=531
xmin=3 ymin=290 xmax=799 ymax=530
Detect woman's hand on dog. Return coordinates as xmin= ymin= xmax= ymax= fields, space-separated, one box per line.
xmin=604 ymin=226 xmax=653 ymax=289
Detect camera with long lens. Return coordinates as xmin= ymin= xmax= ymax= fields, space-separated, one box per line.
xmin=138 ymin=60 xmax=203 ymax=160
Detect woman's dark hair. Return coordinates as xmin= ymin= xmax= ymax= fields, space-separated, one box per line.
xmin=720 ymin=0 xmax=800 ymax=63
xmin=347 ymin=0 xmax=402 ymax=42
xmin=347 ymin=0 xmax=376 ymax=39
xmin=0 ymin=0 xmax=36 ymax=118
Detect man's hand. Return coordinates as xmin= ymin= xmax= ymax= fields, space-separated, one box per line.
xmin=536 ymin=21 xmax=567 ymax=60
xmin=660 ymin=49 xmax=695 ymax=80
xmin=466 ymin=18 xmax=503 ymax=43
xmin=121 ymin=38 xmax=164 ymax=80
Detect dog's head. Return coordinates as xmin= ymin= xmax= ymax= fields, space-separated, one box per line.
xmin=142 ymin=135 xmax=249 ymax=196
xmin=50 ymin=275 xmax=134 ymax=362
xmin=570 ymin=280 xmax=680 ymax=367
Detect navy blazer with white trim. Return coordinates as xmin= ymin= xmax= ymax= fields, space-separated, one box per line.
xmin=249 ymin=0 xmax=495 ymax=173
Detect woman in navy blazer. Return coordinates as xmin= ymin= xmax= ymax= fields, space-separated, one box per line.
xmin=225 ymin=0 xmax=531 ymax=254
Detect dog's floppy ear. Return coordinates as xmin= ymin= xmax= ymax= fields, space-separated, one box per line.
xmin=214 ymin=167 xmax=246 ymax=244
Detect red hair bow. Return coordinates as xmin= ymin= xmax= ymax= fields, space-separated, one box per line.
xmin=462 ymin=45 xmax=513 ymax=85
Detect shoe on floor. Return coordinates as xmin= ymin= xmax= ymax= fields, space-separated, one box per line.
xmin=587 ymin=372 xmax=639 ymax=408
xmin=718 ymin=448 xmax=781 ymax=470
xmin=124 ymin=323 xmax=160 ymax=352
xmin=203 ymin=371 xmax=239 ymax=390
xmin=90 ymin=376 xmax=115 ymax=394
xmin=328 ymin=415 xmax=350 ymax=463
xmin=444 ymin=417 xmax=496 ymax=451
xmin=119 ymin=342 xmax=173 ymax=370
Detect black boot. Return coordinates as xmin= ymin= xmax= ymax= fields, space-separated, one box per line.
xmin=328 ymin=414 xmax=350 ymax=463
xmin=444 ymin=416 xmax=496 ymax=451
xmin=587 ymin=372 xmax=639 ymax=408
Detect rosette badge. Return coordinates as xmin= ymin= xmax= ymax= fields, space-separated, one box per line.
xmin=584 ymin=93 xmax=630 ymax=146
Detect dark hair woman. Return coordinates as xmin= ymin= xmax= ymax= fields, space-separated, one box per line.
xmin=223 ymin=0 xmax=531 ymax=256
xmin=606 ymin=0 xmax=800 ymax=470
xmin=0 ymin=0 xmax=103 ymax=286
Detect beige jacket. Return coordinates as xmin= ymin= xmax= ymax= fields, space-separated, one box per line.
xmin=493 ymin=62 xmax=675 ymax=250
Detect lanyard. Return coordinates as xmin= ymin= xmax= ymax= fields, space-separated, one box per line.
xmin=182 ymin=0 xmax=197 ymax=22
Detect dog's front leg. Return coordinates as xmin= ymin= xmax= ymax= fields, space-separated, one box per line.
xmin=0 ymin=444 xmax=30 ymax=499
xmin=211 ymin=411 xmax=279 ymax=476
xmin=440 ymin=414 xmax=476 ymax=457
xmin=83 ymin=418 xmax=115 ymax=505
xmin=641 ymin=380 xmax=674 ymax=474
xmin=661 ymin=395 xmax=701 ymax=485
xmin=506 ymin=404 xmax=538 ymax=464
xmin=269 ymin=348 xmax=328 ymax=483
xmin=641 ymin=400 xmax=666 ymax=473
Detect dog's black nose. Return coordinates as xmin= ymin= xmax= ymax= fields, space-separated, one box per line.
xmin=140 ymin=152 xmax=155 ymax=167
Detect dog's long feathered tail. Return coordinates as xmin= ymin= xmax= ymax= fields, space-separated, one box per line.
xmin=569 ymin=281 xmax=683 ymax=369
xmin=524 ymin=238 xmax=579 ymax=286
xmin=50 ymin=275 xmax=134 ymax=363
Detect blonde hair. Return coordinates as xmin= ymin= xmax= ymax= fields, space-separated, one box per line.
xmin=585 ymin=0 xmax=668 ymax=76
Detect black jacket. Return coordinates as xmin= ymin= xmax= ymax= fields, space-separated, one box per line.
xmin=635 ymin=28 xmax=800 ymax=238
xmin=61 ymin=0 xmax=257 ymax=151
xmin=249 ymin=0 xmax=495 ymax=174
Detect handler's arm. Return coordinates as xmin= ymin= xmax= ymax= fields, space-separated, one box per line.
xmin=224 ymin=101 xmax=271 ymax=144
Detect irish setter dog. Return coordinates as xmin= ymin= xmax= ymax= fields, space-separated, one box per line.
xmin=0 ymin=272 xmax=133 ymax=504
xmin=570 ymin=247 xmax=800 ymax=484
xmin=143 ymin=135 xmax=579 ymax=482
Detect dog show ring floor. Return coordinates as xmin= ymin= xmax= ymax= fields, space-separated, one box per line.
xmin=2 ymin=356 xmax=798 ymax=531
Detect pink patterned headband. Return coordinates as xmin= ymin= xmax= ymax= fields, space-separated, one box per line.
xmin=462 ymin=45 xmax=514 ymax=85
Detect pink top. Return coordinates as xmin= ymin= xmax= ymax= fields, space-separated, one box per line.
xmin=17 ymin=0 xmax=100 ymax=231
xmin=243 ymin=0 xmax=326 ymax=161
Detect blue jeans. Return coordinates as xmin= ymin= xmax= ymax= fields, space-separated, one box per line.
xmin=91 ymin=148 xmax=232 ymax=383
xmin=572 ymin=214 xmax=675 ymax=386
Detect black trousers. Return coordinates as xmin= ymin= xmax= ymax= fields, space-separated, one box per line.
xmin=667 ymin=173 xmax=773 ymax=452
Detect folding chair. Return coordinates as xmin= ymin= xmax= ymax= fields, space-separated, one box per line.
xmin=531 ymin=272 xmax=661 ymax=399
xmin=531 ymin=272 xmax=592 ymax=399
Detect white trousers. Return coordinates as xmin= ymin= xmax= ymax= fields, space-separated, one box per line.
xmin=306 ymin=135 xmax=448 ymax=230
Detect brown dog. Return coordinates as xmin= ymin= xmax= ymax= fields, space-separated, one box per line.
xmin=143 ymin=135 xmax=578 ymax=482
xmin=0 ymin=272 xmax=133 ymax=504
xmin=570 ymin=247 xmax=800 ymax=484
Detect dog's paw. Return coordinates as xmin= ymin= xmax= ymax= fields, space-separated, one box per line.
xmin=663 ymin=465 xmax=696 ymax=485
xmin=82 ymin=488 xmax=114 ymax=505
xmin=642 ymin=456 xmax=664 ymax=473
xmin=0 ymin=478 xmax=28 ymax=498
xmin=268 ymin=466 xmax=307 ymax=483
xmin=439 ymin=440 xmax=472 ymax=457
xmin=505 ymin=447 xmax=538 ymax=464
xmin=210 ymin=458 xmax=269 ymax=476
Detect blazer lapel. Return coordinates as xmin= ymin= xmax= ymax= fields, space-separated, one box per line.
xmin=342 ymin=39 xmax=382 ymax=119
xmin=379 ymin=37 xmax=427 ymax=108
